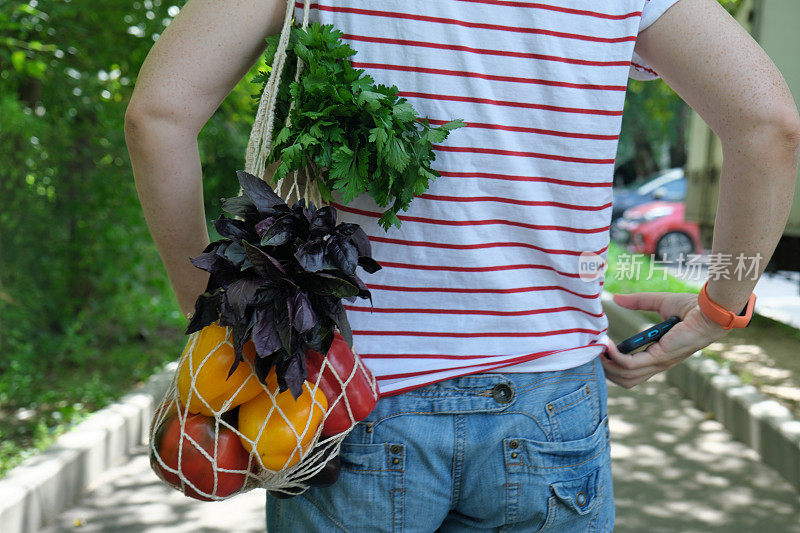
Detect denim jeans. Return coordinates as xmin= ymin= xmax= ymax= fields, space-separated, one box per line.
xmin=266 ymin=356 xmax=613 ymax=532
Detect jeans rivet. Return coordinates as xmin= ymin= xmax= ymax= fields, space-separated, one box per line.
xmin=547 ymin=404 xmax=554 ymax=411
xmin=509 ymin=440 xmax=519 ymax=449
xmin=365 ymin=426 xmax=373 ymax=433
xmin=392 ymin=458 xmax=400 ymax=465
xmin=511 ymin=452 xmax=518 ymax=459
xmin=390 ymin=444 xmax=402 ymax=454
xmin=576 ymin=491 xmax=587 ymax=506
xmin=586 ymin=385 xmax=591 ymax=394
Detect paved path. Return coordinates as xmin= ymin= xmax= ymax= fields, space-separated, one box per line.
xmin=38 ymin=374 xmax=800 ymax=533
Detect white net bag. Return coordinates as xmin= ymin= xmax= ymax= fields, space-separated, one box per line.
xmin=149 ymin=321 xmax=380 ymax=500
xmin=148 ymin=0 xmax=382 ymax=501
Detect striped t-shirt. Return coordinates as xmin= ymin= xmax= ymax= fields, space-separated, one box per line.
xmin=293 ymin=0 xmax=680 ymax=397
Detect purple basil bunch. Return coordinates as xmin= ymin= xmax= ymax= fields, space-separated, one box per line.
xmin=186 ymin=170 xmax=380 ymax=399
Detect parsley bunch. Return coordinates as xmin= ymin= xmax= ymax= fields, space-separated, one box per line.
xmin=253 ymin=24 xmax=464 ymax=230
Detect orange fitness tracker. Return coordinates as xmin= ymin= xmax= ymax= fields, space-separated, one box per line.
xmin=697 ymin=281 xmax=756 ymax=330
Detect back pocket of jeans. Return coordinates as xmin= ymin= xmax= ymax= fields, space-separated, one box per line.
xmin=545 ymin=382 xmax=599 ymax=442
xmin=503 ymin=416 xmax=609 ymax=530
xmin=335 ymin=441 xmax=405 ymax=533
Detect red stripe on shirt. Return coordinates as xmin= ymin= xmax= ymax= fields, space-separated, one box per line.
xmin=425 ymin=119 xmax=619 ymax=141
xmin=344 ymin=304 xmax=605 ymax=318
xmin=351 ymin=62 xmax=627 ymax=92
xmin=418 ymin=194 xmax=612 ymax=211
xmin=453 ymin=0 xmax=641 ymax=20
xmin=377 ymin=260 xmax=585 ymax=278
xmin=366 ymin=283 xmax=600 ymax=298
xmin=368 ymin=236 xmax=609 ymax=256
xmin=432 ymin=144 xmax=616 ymax=164
xmin=353 ymin=328 xmax=605 ymax=338
xmin=399 ymin=91 xmax=623 ymax=116
xmin=342 ymin=33 xmax=632 ymax=68
xmin=333 ymin=202 xmax=610 ymax=233
xmin=295 ymin=3 xmax=638 ymax=43
xmin=437 ymin=170 xmax=612 ymax=187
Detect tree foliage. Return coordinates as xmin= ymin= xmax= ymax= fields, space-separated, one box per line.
xmin=0 ymin=0 xmax=259 ymax=376
xmin=616 ymin=0 xmax=745 ymax=183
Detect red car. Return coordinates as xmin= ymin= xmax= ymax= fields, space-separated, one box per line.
xmin=610 ymin=201 xmax=703 ymax=262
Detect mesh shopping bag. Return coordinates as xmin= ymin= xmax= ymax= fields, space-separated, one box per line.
xmin=149 ymin=322 xmax=379 ymax=500
xmin=147 ymin=0 xmax=381 ymax=501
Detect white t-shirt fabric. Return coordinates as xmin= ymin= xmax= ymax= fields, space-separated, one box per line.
xmin=292 ymin=0 xmax=682 ymax=397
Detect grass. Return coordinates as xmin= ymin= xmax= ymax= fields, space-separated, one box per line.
xmin=604 ymin=241 xmax=700 ymax=295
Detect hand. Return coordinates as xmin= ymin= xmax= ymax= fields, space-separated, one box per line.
xmin=601 ymin=292 xmax=729 ymax=389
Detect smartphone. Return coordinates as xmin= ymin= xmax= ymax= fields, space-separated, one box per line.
xmin=615 ymin=316 xmax=681 ymax=354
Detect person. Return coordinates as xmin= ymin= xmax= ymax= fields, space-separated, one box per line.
xmin=124 ymin=0 xmax=800 ymax=530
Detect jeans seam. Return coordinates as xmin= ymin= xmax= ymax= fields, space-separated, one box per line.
xmin=451 ymin=414 xmax=464 ymax=507
xmin=526 ymin=440 xmax=609 ymax=470
xmin=552 ymin=390 xmax=590 ymax=414
xmin=513 ymin=372 xmax=597 ymax=395
xmin=300 ymin=491 xmax=350 ymax=532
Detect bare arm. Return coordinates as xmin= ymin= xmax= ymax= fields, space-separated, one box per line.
xmin=604 ymin=0 xmax=800 ymax=387
xmin=124 ymin=0 xmax=287 ymax=317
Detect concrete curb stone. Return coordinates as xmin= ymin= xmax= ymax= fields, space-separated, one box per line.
xmin=602 ymin=292 xmax=800 ymax=492
xmin=0 ymin=362 xmax=177 ymax=533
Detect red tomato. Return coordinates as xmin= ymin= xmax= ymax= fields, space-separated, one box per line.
xmin=150 ymin=405 xmax=252 ymax=501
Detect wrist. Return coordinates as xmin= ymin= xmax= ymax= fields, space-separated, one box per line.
xmin=698 ymin=280 xmax=756 ymax=330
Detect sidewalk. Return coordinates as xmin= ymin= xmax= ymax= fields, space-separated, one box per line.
xmin=36 ymin=374 xmax=800 ymax=533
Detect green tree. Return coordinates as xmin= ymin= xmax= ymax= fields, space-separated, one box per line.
xmin=616 ymin=0 xmax=745 ymax=183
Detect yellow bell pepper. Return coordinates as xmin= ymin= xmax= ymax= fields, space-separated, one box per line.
xmin=177 ymin=322 xmax=264 ymax=416
xmin=237 ymin=369 xmax=327 ymax=471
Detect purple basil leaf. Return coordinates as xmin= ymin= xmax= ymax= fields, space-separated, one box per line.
xmin=292 ymin=292 xmax=317 ymax=333
xmin=189 ymin=251 xmax=220 ymax=273
xmin=218 ymin=294 xmax=238 ymax=327
xmin=237 ymin=170 xmax=286 ymax=214
xmin=254 ymin=350 xmax=281 ymax=385
xmin=295 ymin=239 xmax=327 ymax=272
xmin=298 ymin=272 xmax=360 ymax=298
xmin=309 ymin=205 xmax=337 ymax=235
xmin=252 ymin=307 xmax=283 ymax=358
xmin=225 ymin=278 xmax=261 ymax=318
xmin=223 ymin=241 xmax=247 ymax=268
xmin=185 ymin=291 xmax=222 ymax=334
xmin=255 ymin=217 xmax=277 ymax=238
xmin=214 ymin=216 xmax=255 ymax=242
xmin=357 ymin=256 xmax=382 ymax=274
xmin=280 ymin=350 xmax=306 ymax=400
xmin=348 ymin=225 xmax=372 ymax=257
xmin=243 ymin=240 xmax=286 ymax=278
xmin=329 ymin=301 xmax=353 ymax=346
xmin=302 ymin=323 xmax=330 ymax=353
xmin=260 ymin=216 xmax=296 ymax=247
xmin=221 ymin=194 xmax=259 ymax=221
xmin=325 ymin=235 xmax=358 ymax=276
xmin=274 ymin=299 xmax=293 ymax=354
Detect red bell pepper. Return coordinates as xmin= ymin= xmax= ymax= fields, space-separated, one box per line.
xmin=305 ymin=331 xmax=378 ymax=436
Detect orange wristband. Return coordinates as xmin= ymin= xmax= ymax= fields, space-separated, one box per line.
xmin=697 ymin=281 xmax=756 ymax=330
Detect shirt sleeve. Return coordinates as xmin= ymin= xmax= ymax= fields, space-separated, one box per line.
xmin=629 ymin=0 xmax=683 ymax=81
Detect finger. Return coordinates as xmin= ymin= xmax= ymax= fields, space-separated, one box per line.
xmin=601 ymin=336 xmax=659 ymax=371
xmin=612 ymin=292 xmax=695 ymax=319
xmin=600 ymin=357 xmax=656 ymax=389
